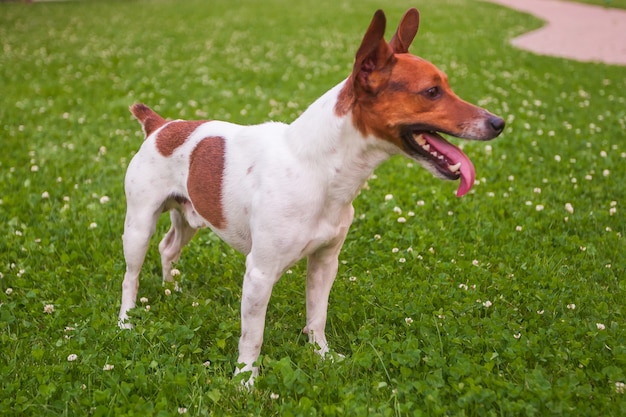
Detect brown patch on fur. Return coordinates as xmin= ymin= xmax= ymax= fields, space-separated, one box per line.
xmin=129 ymin=103 xmax=167 ymax=137
xmin=156 ymin=120 xmax=206 ymax=157
xmin=187 ymin=136 xmax=226 ymax=229
xmin=334 ymin=78 xmax=355 ymax=117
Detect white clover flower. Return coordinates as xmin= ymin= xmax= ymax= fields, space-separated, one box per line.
xmin=5 ymin=288 xmax=13 ymax=295
xmin=472 ymin=259 xmax=479 ymax=266
xmin=192 ymin=302 xmax=199 ymax=307
xmin=140 ymin=297 xmax=148 ymax=304
xmin=99 ymin=196 xmax=110 ymax=204
xmin=398 ymin=258 xmax=406 ymax=263
xmin=615 ymin=382 xmax=625 ymax=394
xmin=483 ymin=300 xmax=492 ymax=308
xmin=554 ymin=155 xmax=561 ymax=162
xmin=43 ymin=304 xmax=55 ymax=314
xmin=42 ymin=191 xmax=50 ymax=199
xmin=565 ymin=203 xmax=574 ymax=214
xmin=145 ymin=305 xmax=151 ymax=311
xmin=103 ymin=364 xmax=114 ymax=371
xmin=203 ymin=360 xmax=211 ymax=367
xmin=603 ymin=169 xmax=610 ymax=177
xmin=15 ymin=230 xmax=22 ymax=236
xmin=405 ymin=317 xmax=413 ymax=325
xmin=515 ymin=226 xmax=523 ymax=232
xmin=384 ymin=194 xmax=393 ymax=201
xmin=392 ymin=248 xmax=399 ymax=253
xmin=67 ymin=354 xmax=78 ymax=362
xmin=535 ymin=204 xmax=544 ymax=211
xmin=164 ymin=289 xmax=172 ymax=296
xmin=89 ymin=223 xmax=97 ymax=229
xmin=397 ymin=217 xmax=406 ymax=223
xmin=178 ymin=407 xmax=188 ymax=414
xmin=270 ymin=393 xmax=280 ymax=400
xmin=393 ymin=206 xmax=402 ymax=214
xmin=416 ymin=200 xmax=425 ymax=206
xmin=31 ymin=165 xmax=39 ymax=172
xmin=349 ymin=276 xmax=357 ymax=282
xmin=459 ymin=283 xmax=468 ymax=290
xmin=537 ymin=310 xmax=544 ymax=315
xmin=596 ymin=323 xmax=606 ymax=330
xmin=514 ymin=332 xmax=521 ymax=339
xmin=567 ymin=303 xmax=576 ymax=310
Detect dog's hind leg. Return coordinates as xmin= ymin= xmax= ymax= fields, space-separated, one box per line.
xmin=158 ymin=209 xmax=197 ymax=290
xmin=118 ymin=203 xmax=161 ymax=329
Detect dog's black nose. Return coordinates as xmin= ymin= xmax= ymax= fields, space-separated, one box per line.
xmin=489 ymin=116 xmax=505 ymax=134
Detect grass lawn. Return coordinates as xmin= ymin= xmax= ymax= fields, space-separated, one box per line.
xmin=567 ymin=0 xmax=626 ymax=9
xmin=1 ymin=0 xmax=625 ymax=415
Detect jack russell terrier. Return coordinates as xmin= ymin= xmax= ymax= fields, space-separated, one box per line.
xmin=118 ymin=8 xmax=504 ymax=383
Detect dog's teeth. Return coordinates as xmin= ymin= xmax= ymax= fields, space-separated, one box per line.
xmin=423 ymin=144 xmax=430 ymax=151
xmin=415 ymin=134 xmax=427 ymax=146
xmin=438 ymin=155 xmax=444 ymax=160
xmin=449 ymin=162 xmax=462 ymax=173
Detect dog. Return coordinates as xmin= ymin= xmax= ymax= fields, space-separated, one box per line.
xmin=118 ymin=8 xmax=504 ymax=383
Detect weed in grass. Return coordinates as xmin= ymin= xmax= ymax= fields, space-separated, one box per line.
xmin=1 ymin=0 xmax=626 ymax=416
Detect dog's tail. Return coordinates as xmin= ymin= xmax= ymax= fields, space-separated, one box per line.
xmin=129 ymin=103 xmax=166 ymax=138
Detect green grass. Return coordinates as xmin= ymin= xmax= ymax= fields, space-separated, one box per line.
xmin=566 ymin=0 xmax=626 ymax=9
xmin=1 ymin=0 xmax=625 ymax=415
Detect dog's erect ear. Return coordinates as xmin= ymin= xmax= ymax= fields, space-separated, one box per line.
xmin=352 ymin=9 xmax=395 ymax=93
xmin=389 ymin=8 xmax=420 ymax=53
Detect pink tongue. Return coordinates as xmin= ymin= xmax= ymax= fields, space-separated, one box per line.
xmin=424 ymin=133 xmax=476 ymax=197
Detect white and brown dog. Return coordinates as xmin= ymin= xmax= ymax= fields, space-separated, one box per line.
xmin=118 ymin=8 xmax=504 ymax=382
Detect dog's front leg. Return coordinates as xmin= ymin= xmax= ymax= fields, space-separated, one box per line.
xmin=303 ymin=206 xmax=353 ymax=356
xmin=234 ymin=253 xmax=282 ymax=384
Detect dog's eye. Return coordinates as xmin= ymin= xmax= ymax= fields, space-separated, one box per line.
xmin=422 ymin=87 xmax=442 ymax=100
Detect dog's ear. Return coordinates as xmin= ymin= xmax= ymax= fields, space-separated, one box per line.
xmin=352 ymin=9 xmax=395 ymax=94
xmin=389 ymin=8 xmax=420 ymax=53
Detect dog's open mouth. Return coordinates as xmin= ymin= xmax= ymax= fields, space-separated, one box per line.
xmin=402 ymin=129 xmax=476 ymax=197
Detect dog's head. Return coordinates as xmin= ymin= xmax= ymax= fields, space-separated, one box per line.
xmin=336 ymin=8 xmax=505 ymax=197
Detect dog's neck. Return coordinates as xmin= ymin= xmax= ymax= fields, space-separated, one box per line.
xmin=286 ymin=80 xmax=396 ymax=205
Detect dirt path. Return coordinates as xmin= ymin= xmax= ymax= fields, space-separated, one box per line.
xmin=484 ymin=0 xmax=626 ymax=65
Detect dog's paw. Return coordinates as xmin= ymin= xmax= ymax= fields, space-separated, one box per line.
xmin=118 ymin=318 xmax=133 ymax=330
xmin=234 ymin=364 xmax=258 ymax=390
xmin=321 ymin=349 xmax=346 ymax=363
